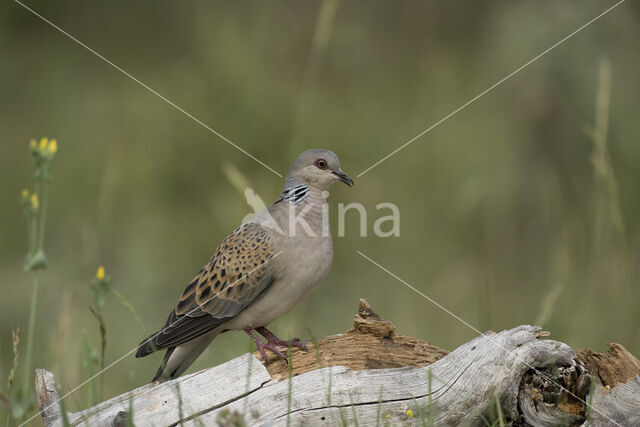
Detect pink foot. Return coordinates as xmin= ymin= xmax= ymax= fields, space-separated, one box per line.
xmin=256 ymin=326 xmax=309 ymax=352
xmin=244 ymin=327 xmax=287 ymax=362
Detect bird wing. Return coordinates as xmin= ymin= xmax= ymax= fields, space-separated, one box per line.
xmin=137 ymin=222 xmax=278 ymax=356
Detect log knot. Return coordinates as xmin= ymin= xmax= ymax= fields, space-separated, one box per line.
xmin=517 ymin=364 xmax=588 ymax=424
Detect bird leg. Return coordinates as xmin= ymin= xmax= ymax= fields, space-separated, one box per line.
xmin=256 ymin=326 xmax=308 ymax=352
xmin=243 ymin=327 xmax=286 ymax=361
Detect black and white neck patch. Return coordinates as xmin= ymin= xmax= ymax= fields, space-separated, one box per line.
xmin=280 ymin=184 xmax=310 ymax=204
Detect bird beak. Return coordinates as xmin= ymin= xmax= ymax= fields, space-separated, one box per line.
xmin=332 ymin=170 xmax=353 ymax=187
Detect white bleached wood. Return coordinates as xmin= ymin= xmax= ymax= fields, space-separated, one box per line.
xmin=37 ymin=353 xmax=271 ymax=426
xmin=35 ymin=369 xmax=63 ymax=427
xmin=36 ymin=323 xmax=640 ymax=426
xmin=583 ymin=378 xmax=640 ymax=426
xmin=186 ymin=325 xmax=583 ymax=426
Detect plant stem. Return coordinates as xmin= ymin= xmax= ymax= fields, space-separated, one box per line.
xmin=176 ymin=383 xmax=184 ymax=427
xmin=110 ymin=288 xmax=163 ymax=366
xmin=89 ymin=307 xmax=106 ymax=402
xmin=29 ymin=182 xmax=40 ymax=256
xmin=23 ymin=272 xmax=39 ymax=394
xmin=36 ymin=180 xmax=49 ymax=251
xmin=286 ymin=346 xmax=293 ymax=427
xmin=25 ymin=211 xmax=33 ymax=258
xmin=428 ymin=369 xmax=434 ymax=426
xmin=110 ymin=289 xmax=148 ymax=336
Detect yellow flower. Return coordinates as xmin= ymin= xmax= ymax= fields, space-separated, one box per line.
xmin=406 ymin=409 xmax=414 ymax=419
xmin=31 ymin=193 xmax=39 ymax=209
xmin=22 ymin=189 xmax=30 ymax=200
xmin=48 ymin=139 xmax=58 ymax=154
xmin=39 ymin=138 xmax=48 ymax=151
xmin=96 ymin=266 xmax=106 ymax=280
xmin=385 ymin=413 xmax=391 ymax=419
xmin=30 ymin=139 xmax=37 ymax=149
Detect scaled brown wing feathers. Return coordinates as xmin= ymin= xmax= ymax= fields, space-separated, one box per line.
xmin=136 ymin=223 xmax=277 ymax=357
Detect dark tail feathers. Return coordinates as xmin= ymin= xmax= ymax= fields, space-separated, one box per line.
xmin=135 ymin=333 xmax=159 ymax=358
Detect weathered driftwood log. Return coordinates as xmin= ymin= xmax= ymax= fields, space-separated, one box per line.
xmin=36 ymin=299 xmax=640 ymax=426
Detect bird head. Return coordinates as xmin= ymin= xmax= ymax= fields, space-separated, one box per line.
xmin=285 ymin=149 xmax=353 ymax=190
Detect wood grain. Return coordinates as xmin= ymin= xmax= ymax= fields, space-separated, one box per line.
xmin=35 ymin=299 xmax=640 ymax=426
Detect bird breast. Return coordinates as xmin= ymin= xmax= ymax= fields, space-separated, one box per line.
xmin=235 ymin=233 xmax=332 ymax=328
xmin=224 ymin=190 xmax=334 ymax=329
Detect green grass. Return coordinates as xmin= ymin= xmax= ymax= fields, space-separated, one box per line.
xmin=412 ymin=396 xmax=427 ymax=427
xmin=81 ymin=330 xmax=99 ymax=407
xmin=57 ymin=386 xmax=72 ymax=427
xmin=286 ymin=345 xmax=293 ymax=427
xmin=175 ymin=383 xmax=184 ymax=427
xmin=125 ymin=395 xmax=135 ymax=427
xmin=3 ymin=329 xmax=19 ymax=427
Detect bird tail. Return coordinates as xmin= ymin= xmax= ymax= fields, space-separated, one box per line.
xmin=144 ymin=329 xmax=220 ymax=383
xmin=135 ymin=332 xmax=159 ymax=358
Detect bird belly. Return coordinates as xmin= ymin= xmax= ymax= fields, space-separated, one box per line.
xmin=224 ymin=237 xmax=332 ymax=329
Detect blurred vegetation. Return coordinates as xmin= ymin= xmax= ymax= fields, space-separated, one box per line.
xmin=1 ymin=0 xmax=639 ymax=421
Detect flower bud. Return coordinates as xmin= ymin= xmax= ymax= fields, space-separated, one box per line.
xmin=31 ymin=193 xmax=39 ymax=210
xmin=48 ymin=139 xmax=58 ymax=154
xmin=96 ymin=266 xmax=106 ymax=280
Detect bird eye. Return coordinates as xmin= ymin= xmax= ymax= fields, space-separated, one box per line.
xmin=314 ymin=159 xmax=328 ymax=169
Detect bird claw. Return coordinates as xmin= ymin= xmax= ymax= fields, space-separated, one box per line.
xmin=256 ymin=345 xmax=270 ymax=362
xmin=267 ymin=336 xmax=308 ymax=353
xmin=246 ymin=327 xmax=295 ymax=363
xmin=255 ymin=326 xmax=309 ymax=352
xmin=264 ymin=343 xmax=287 ymax=361
xmin=253 ymin=338 xmax=287 ymax=362
xmin=248 ymin=327 xmax=309 ymax=364
xmin=288 ymin=337 xmax=308 ymax=352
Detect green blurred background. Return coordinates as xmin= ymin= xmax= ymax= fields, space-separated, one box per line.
xmin=1 ymin=0 xmax=639 ymax=416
